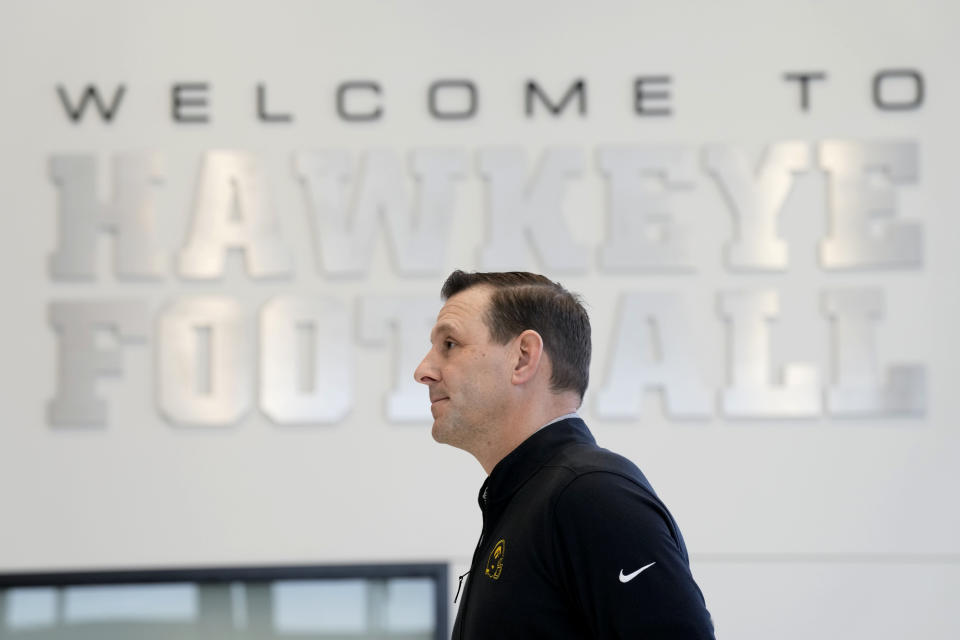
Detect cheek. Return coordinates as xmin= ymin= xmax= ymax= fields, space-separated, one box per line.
xmin=480 ymin=355 xmax=514 ymax=390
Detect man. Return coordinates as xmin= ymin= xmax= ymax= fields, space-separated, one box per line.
xmin=414 ymin=270 xmax=715 ymax=639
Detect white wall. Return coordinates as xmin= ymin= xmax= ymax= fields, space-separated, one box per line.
xmin=0 ymin=1 xmax=957 ymax=637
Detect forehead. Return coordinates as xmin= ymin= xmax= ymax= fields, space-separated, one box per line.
xmin=431 ymin=286 xmax=493 ymax=339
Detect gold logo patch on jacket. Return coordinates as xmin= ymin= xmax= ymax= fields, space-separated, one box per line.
xmin=485 ymin=539 xmax=505 ymax=580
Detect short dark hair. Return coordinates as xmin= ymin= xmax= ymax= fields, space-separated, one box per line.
xmin=440 ymin=270 xmax=591 ymax=400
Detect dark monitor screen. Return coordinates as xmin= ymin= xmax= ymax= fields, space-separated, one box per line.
xmin=0 ymin=564 xmax=448 ymax=640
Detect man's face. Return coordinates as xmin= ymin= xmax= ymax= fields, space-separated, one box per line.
xmin=414 ymin=286 xmax=516 ymax=451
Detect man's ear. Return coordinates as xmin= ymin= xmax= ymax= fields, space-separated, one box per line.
xmin=512 ymin=330 xmax=544 ymax=386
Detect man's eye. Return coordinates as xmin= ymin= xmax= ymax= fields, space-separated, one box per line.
xmin=444 ymin=340 xmax=455 ymax=350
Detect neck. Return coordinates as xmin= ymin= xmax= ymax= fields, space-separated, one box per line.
xmin=475 ymin=395 xmax=580 ymax=474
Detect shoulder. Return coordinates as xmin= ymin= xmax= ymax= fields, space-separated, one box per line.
xmin=546 ymin=444 xmax=687 ymax=557
xmin=548 ymin=441 xmax=658 ymax=500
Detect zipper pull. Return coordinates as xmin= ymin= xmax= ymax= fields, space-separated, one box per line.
xmin=453 ymin=570 xmax=470 ymax=603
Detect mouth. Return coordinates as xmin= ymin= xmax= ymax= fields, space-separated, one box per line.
xmin=430 ymin=397 xmax=449 ymax=406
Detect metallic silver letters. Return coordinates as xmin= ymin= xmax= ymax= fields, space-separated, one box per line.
xmin=824 ymin=289 xmax=926 ymax=415
xmin=596 ymin=293 xmax=712 ymax=418
xmin=44 ymin=142 xmax=926 ymax=426
xmin=478 ymin=147 xmax=589 ymax=271
xmin=819 ymin=140 xmax=922 ymax=269
xmin=260 ymin=296 xmax=354 ymax=424
xmin=360 ymin=296 xmax=441 ymax=421
xmin=294 ymin=149 xmax=466 ymax=275
xmin=178 ymin=151 xmax=294 ymax=278
xmin=49 ymin=154 xmax=165 ymax=279
xmin=157 ymin=297 xmax=252 ymax=426
xmin=48 ymin=301 xmax=149 ymax=425
xmin=721 ymin=290 xmax=821 ymax=417
xmin=704 ymin=142 xmax=810 ymax=271
xmin=598 ymin=146 xmax=696 ymax=271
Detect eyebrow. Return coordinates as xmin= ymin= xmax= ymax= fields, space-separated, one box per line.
xmin=430 ymin=321 xmax=458 ymax=343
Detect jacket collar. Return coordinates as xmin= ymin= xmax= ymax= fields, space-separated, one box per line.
xmin=478 ymin=416 xmax=595 ymax=514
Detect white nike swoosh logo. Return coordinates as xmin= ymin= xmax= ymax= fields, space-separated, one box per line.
xmin=619 ymin=561 xmax=656 ymax=583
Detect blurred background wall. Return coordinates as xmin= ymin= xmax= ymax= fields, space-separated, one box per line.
xmin=0 ymin=0 xmax=957 ymax=637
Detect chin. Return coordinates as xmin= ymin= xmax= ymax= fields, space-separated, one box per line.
xmin=432 ymin=420 xmax=466 ymax=449
xmin=431 ymin=421 xmax=447 ymax=444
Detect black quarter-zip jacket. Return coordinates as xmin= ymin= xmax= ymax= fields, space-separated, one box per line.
xmin=452 ymin=417 xmax=715 ymax=639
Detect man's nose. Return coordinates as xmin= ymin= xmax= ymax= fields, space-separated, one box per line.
xmin=414 ymin=349 xmax=438 ymax=385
